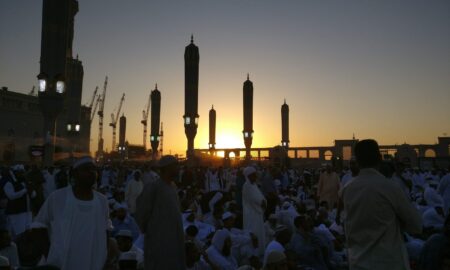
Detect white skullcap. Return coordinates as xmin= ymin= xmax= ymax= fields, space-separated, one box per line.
xmin=222 ymin=212 xmax=235 ymax=221
xmin=264 ymin=250 xmax=286 ymax=266
xmin=119 ymin=251 xmax=137 ymax=262
xmin=0 ymin=255 xmax=9 ymax=266
xmin=114 ymin=203 xmax=128 ymax=211
xmin=243 ymin=166 xmax=256 ymax=178
xmin=329 ymin=222 xmax=344 ymax=235
xmin=12 ymin=164 xmax=25 ymax=172
xmin=72 ymin=156 xmax=95 ymax=169
xmin=282 ymin=201 xmax=291 ymax=209
xmin=116 ymin=229 xmax=133 ymax=238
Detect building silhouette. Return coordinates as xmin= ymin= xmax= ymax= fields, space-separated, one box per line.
xmin=184 ymin=35 xmax=200 ymax=159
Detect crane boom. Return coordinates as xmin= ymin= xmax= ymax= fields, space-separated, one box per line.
xmin=97 ymin=76 xmax=108 ymax=159
xmin=141 ymin=92 xmax=151 ymax=149
xmin=109 ymin=93 xmax=125 ymax=151
xmin=90 ymin=94 xmax=100 ymax=122
xmin=89 ymin=86 xmax=98 ymax=108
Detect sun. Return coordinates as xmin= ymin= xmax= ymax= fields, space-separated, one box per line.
xmin=216 ymin=132 xmax=243 ymax=149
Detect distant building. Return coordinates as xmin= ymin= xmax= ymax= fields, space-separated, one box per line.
xmin=0 ymin=86 xmax=91 ymax=163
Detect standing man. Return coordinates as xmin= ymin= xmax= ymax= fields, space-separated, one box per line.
xmin=3 ymin=165 xmax=34 ymax=237
xmin=242 ymin=166 xmax=266 ymax=255
xmin=342 ymin=139 xmax=422 ymax=270
xmin=317 ymin=165 xmax=340 ymax=209
xmin=33 ymin=156 xmax=110 ymax=270
xmin=125 ymin=170 xmax=143 ymax=216
xmin=135 ymin=155 xmax=185 ymax=270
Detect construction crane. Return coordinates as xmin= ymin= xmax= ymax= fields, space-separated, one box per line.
xmin=159 ymin=122 xmax=164 ymax=156
xmin=90 ymin=94 xmax=100 ymax=122
xmin=97 ymin=77 xmax=108 ymax=158
xmin=141 ymin=91 xmax=151 ymax=149
xmin=109 ymin=93 xmax=125 ymax=151
xmin=89 ymin=86 xmax=98 ymax=108
xmin=89 ymin=87 xmax=99 ymax=123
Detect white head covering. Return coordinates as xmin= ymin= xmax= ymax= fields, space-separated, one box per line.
xmin=11 ymin=164 xmax=25 ymax=172
xmin=424 ymin=187 xmax=444 ymax=207
xmin=116 ymin=229 xmax=133 ymax=238
xmin=264 ymin=250 xmax=286 ymax=266
xmin=422 ymin=207 xmax=445 ymax=229
xmin=222 ymin=212 xmax=235 ymax=221
xmin=114 ymin=203 xmax=128 ymax=211
xmin=119 ymin=251 xmax=137 ymax=262
xmin=211 ymin=229 xmax=231 ymax=251
xmin=243 ymin=166 xmax=256 ymax=181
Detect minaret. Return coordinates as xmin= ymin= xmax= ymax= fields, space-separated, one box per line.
xmin=119 ymin=114 xmax=126 ymax=152
xmin=150 ymin=84 xmax=161 ymax=159
xmin=209 ymin=105 xmax=216 ymax=153
xmin=243 ymin=74 xmax=254 ymax=160
xmin=281 ymin=99 xmax=289 ymax=148
xmin=184 ymin=35 xmax=199 ymax=159
xmin=37 ymin=0 xmax=78 ymax=166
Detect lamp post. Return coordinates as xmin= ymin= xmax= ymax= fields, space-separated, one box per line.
xmin=38 ymin=73 xmax=66 ymax=166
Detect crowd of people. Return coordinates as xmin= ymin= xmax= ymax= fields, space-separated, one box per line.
xmin=0 ymin=139 xmax=449 ymax=270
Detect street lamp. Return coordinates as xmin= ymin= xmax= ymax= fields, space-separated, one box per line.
xmin=37 ymin=72 xmax=66 ymax=166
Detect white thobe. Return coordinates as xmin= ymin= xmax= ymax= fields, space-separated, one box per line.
xmin=242 ymin=180 xmax=266 ymax=255
xmin=34 ymin=187 xmax=109 ymax=270
xmin=3 ymin=181 xmax=33 ymax=236
xmin=125 ymin=180 xmax=143 ymax=214
xmin=342 ymin=168 xmax=422 ymax=270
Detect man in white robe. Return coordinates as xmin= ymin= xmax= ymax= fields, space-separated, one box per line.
xmin=205 ymin=229 xmax=237 ymax=270
xmin=242 ymin=166 xmax=266 ymax=255
xmin=33 ymin=156 xmax=109 ymax=270
xmin=125 ymin=170 xmax=143 ymax=215
xmin=342 ymin=140 xmax=422 ymax=270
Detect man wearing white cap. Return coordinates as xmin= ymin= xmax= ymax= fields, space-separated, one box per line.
xmin=135 ymin=155 xmax=185 ymax=270
xmin=33 ymin=156 xmax=110 ymax=270
xmin=116 ymin=230 xmax=143 ymax=269
xmin=242 ymin=166 xmax=266 ymax=255
xmin=3 ymin=164 xmax=34 ymax=237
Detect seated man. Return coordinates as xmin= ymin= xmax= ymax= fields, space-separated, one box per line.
xmin=288 ymin=215 xmax=327 ymax=270
xmin=264 ymin=226 xmax=292 ymax=266
xmin=206 ymin=230 xmax=237 ymax=270
xmin=263 ymin=250 xmax=288 ymax=270
xmin=0 ymin=229 xmax=19 ymax=268
xmin=115 ymin=230 xmax=143 ymax=269
xmin=112 ymin=204 xmax=140 ymax=241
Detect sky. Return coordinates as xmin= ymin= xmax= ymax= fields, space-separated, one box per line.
xmin=1 ymin=0 xmax=449 ymax=156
